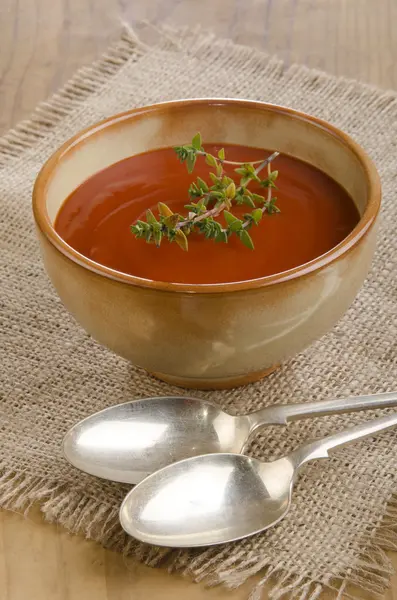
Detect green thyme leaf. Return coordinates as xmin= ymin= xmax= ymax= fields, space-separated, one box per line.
xmin=209 ymin=190 xmax=224 ymax=199
xmin=196 ymin=177 xmax=209 ymax=193
xmin=146 ymin=209 xmax=158 ymax=225
xmin=251 ymin=208 xmax=263 ymax=224
xmin=205 ymin=154 xmax=217 ymax=168
xmin=226 ymin=182 xmax=236 ymax=199
xmin=215 ymin=230 xmax=228 ymax=243
xmin=186 ymin=153 xmax=196 ymax=173
xmin=158 ymin=202 xmax=174 ymax=217
xmin=191 ymin=132 xmax=202 ymax=151
xmin=175 ymin=229 xmax=188 ymax=251
xmin=234 ymin=167 xmax=247 ymax=176
xmin=242 ymin=195 xmax=255 ymax=207
xmin=153 ymin=227 xmax=163 ymax=247
xmin=223 ymin=210 xmax=238 ymax=226
xmin=196 ymin=199 xmax=207 ymax=214
xmin=238 ymin=229 xmax=255 ymax=250
xmin=228 ymin=219 xmax=243 ymax=232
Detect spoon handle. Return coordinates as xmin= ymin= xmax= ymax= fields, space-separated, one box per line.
xmin=248 ymin=391 xmax=397 ymax=431
xmin=291 ymin=412 xmax=397 ymax=468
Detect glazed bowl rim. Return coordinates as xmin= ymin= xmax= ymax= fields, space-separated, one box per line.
xmin=32 ymin=98 xmax=381 ymax=294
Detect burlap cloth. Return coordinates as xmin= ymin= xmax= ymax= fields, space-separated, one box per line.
xmin=1 ymin=24 xmax=397 ymax=599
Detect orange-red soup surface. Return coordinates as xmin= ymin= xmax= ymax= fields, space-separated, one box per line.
xmin=55 ymin=145 xmax=360 ymax=284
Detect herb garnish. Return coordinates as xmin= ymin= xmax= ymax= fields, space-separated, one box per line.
xmin=131 ymin=133 xmax=280 ymax=251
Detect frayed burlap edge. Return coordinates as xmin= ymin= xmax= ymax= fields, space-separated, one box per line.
xmin=2 ymin=24 xmax=397 ymax=600
xmin=1 ymin=463 xmax=397 ymax=600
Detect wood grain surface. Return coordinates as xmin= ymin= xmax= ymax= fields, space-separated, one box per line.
xmin=1 ymin=0 xmax=397 ymax=133
xmin=1 ymin=0 xmax=397 ymax=598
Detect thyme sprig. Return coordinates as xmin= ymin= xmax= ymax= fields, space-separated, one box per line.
xmin=131 ymin=133 xmax=280 ymax=251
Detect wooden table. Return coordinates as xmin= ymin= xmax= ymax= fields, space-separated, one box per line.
xmin=1 ymin=1 xmax=396 ymax=598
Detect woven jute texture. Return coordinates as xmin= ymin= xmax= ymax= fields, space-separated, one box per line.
xmin=1 ymin=24 xmax=397 ymax=599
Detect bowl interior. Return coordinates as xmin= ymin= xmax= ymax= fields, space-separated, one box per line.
xmin=41 ymin=100 xmax=371 ymax=227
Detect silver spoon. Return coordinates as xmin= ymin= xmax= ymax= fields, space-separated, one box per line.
xmin=120 ymin=411 xmax=397 ymax=547
xmin=63 ymin=392 xmax=397 ymax=484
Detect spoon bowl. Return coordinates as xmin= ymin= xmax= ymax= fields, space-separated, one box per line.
xmin=119 ymin=453 xmax=294 ymax=547
xmin=63 ymin=397 xmax=250 ymax=484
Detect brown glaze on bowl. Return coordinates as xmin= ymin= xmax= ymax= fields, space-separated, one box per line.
xmin=33 ymin=99 xmax=381 ymax=389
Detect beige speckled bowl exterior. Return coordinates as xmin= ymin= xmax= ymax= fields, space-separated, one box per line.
xmin=33 ymin=99 xmax=381 ymax=389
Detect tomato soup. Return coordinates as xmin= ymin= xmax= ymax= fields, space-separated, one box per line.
xmin=54 ymin=144 xmax=360 ymax=284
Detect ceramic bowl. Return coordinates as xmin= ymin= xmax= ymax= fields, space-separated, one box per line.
xmin=32 ymin=99 xmax=381 ymax=389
